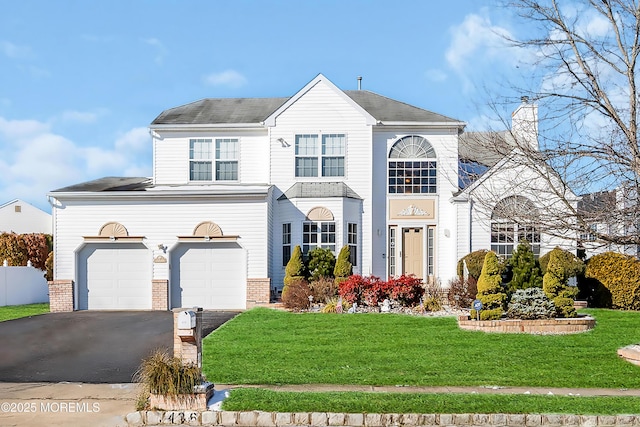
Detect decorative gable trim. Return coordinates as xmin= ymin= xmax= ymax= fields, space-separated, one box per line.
xmin=262 ymin=74 xmax=377 ymax=127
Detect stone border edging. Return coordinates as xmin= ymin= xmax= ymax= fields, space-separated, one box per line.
xmin=125 ymin=410 xmax=640 ymax=426
xmin=458 ymin=316 xmax=596 ymax=334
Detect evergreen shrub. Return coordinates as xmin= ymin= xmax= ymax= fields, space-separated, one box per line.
xmin=584 ymin=251 xmax=640 ymax=310
xmin=283 ymin=245 xmax=306 ymax=296
xmin=543 ymin=250 xmax=577 ymax=318
xmin=307 ymin=247 xmax=336 ymax=282
xmin=472 ymin=251 xmax=507 ymax=320
xmin=507 ymin=240 xmax=543 ymax=293
xmin=333 ymin=245 xmax=352 ymax=286
xmin=506 ymin=287 xmax=556 ymax=320
xmin=456 ymin=249 xmax=489 ymax=280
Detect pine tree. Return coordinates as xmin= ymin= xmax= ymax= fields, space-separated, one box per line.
xmin=508 ymin=240 xmax=543 ymax=293
xmin=473 ymin=251 xmax=507 ymax=320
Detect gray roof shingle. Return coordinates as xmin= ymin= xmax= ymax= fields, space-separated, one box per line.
xmin=151 ymin=91 xmax=462 ymax=126
xmin=51 ymin=177 xmax=152 ymax=193
xmin=277 ymin=182 xmax=362 ymax=200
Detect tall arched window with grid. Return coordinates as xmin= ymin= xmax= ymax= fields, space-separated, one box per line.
xmin=388 ymin=136 xmax=437 ymax=194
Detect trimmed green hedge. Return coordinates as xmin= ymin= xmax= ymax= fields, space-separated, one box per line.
xmin=583 ymin=251 xmax=640 ymax=310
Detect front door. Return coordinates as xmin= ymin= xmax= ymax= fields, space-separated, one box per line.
xmin=402 ymin=228 xmax=423 ymax=278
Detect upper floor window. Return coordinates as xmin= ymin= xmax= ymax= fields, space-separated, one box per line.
xmin=388 ymin=135 xmax=437 ymax=194
xmin=490 ymin=196 xmax=540 ymax=258
xmin=189 ymin=138 xmax=238 ymax=181
xmin=295 ymin=134 xmax=345 ymax=177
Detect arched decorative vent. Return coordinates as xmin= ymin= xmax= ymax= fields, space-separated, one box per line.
xmin=306 ymin=207 xmax=334 ymax=221
xmin=98 ymin=222 xmax=129 ymax=238
xmin=193 ymin=221 xmax=223 ymax=237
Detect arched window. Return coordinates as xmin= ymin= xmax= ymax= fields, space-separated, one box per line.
xmin=303 ymin=207 xmax=336 ymax=255
xmin=491 ymin=196 xmax=540 ymax=257
xmin=388 ymin=136 xmax=437 ymax=194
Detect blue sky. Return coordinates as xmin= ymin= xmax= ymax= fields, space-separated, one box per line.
xmin=1 ymin=0 xmax=529 ymax=212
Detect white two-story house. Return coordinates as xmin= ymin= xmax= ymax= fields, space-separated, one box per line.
xmin=48 ymin=74 xmax=574 ymax=311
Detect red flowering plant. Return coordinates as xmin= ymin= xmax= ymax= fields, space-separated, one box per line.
xmin=338 ymin=275 xmax=368 ymax=304
xmin=388 ymin=275 xmax=425 ymax=307
xmin=361 ymin=276 xmax=391 ymax=307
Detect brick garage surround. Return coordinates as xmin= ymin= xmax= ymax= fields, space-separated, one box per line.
xmin=152 ymin=279 xmax=168 ymax=310
xmin=246 ymin=278 xmax=271 ymax=307
xmin=48 ymin=280 xmax=74 ymax=312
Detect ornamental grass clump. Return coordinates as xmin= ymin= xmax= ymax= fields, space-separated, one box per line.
xmin=472 ymin=251 xmax=507 ymax=320
xmin=506 ymin=287 xmax=556 ymax=320
xmin=134 ymin=349 xmax=203 ymax=396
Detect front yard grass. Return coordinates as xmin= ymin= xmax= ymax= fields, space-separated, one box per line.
xmin=0 ymin=303 xmax=49 ymax=322
xmin=205 ymin=308 xmax=640 ymax=414
xmin=203 ymin=308 xmax=640 ymax=389
xmin=222 ymin=389 xmax=640 ymax=415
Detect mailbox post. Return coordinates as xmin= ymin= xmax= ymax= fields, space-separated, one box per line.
xmin=172 ymin=307 xmax=203 ymax=368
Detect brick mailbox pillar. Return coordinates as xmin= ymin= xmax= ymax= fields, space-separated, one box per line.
xmin=172 ymin=307 xmax=203 ymax=368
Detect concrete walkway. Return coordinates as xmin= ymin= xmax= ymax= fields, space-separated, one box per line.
xmin=1 ymin=382 xmax=640 ymax=427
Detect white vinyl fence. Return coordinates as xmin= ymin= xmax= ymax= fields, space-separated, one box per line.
xmin=0 ymin=262 xmax=49 ymax=306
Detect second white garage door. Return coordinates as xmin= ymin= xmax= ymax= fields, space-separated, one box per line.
xmin=170 ymin=242 xmax=247 ymax=309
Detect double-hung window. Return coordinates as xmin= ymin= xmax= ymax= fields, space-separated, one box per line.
xmin=282 ymin=223 xmax=292 ymax=266
xmin=215 ymin=138 xmax=238 ymax=181
xmin=303 ymin=221 xmax=336 ymax=256
xmin=189 ymin=138 xmax=238 ymax=181
xmin=347 ymin=223 xmax=357 ymax=266
xmin=295 ymin=133 xmax=345 ymax=177
xmin=190 ymin=138 xmax=212 ymax=181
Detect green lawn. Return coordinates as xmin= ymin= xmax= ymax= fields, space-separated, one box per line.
xmin=222 ymin=389 xmax=640 ymax=415
xmin=0 ymin=303 xmax=49 ymax=322
xmin=202 ymin=308 xmax=640 ymax=389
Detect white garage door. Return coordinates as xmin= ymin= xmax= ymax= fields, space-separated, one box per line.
xmin=170 ymin=242 xmax=246 ymax=310
xmin=77 ymin=243 xmax=151 ymax=310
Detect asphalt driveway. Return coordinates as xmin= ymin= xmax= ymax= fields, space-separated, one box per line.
xmin=0 ymin=310 xmax=239 ymax=383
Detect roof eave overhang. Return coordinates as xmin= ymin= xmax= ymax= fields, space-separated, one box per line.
xmin=48 ymin=188 xmax=271 ymax=201
xmin=376 ymin=121 xmax=467 ymax=128
xmin=149 ymin=123 xmax=265 ymax=130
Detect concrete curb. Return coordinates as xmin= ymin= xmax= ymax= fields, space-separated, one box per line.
xmin=125 ymin=410 xmax=640 ymax=426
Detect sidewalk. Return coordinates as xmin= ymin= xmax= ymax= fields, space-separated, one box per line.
xmin=0 ymin=382 xmax=138 ymax=427
xmin=2 ymin=382 xmax=640 ymax=427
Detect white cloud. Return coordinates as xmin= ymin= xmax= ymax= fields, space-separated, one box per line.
xmin=142 ymin=37 xmax=167 ymax=65
xmin=444 ymin=12 xmax=527 ymax=92
xmin=0 ymin=40 xmax=32 ymax=59
xmin=58 ymin=110 xmax=101 ymax=123
xmin=203 ymin=70 xmax=247 ymax=88
xmin=0 ymin=116 xmax=151 ymax=210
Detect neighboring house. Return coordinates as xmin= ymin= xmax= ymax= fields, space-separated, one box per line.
xmin=0 ymin=199 xmax=52 ymax=235
xmin=48 ymin=74 xmax=575 ymax=312
xmin=577 ymin=188 xmax=639 ymax=259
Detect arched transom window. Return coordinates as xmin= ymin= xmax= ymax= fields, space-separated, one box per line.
xmin=388 ymin=136 xmax=437 ymax=194
xmin=491 ymin=196 xmax=541 ymax=258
